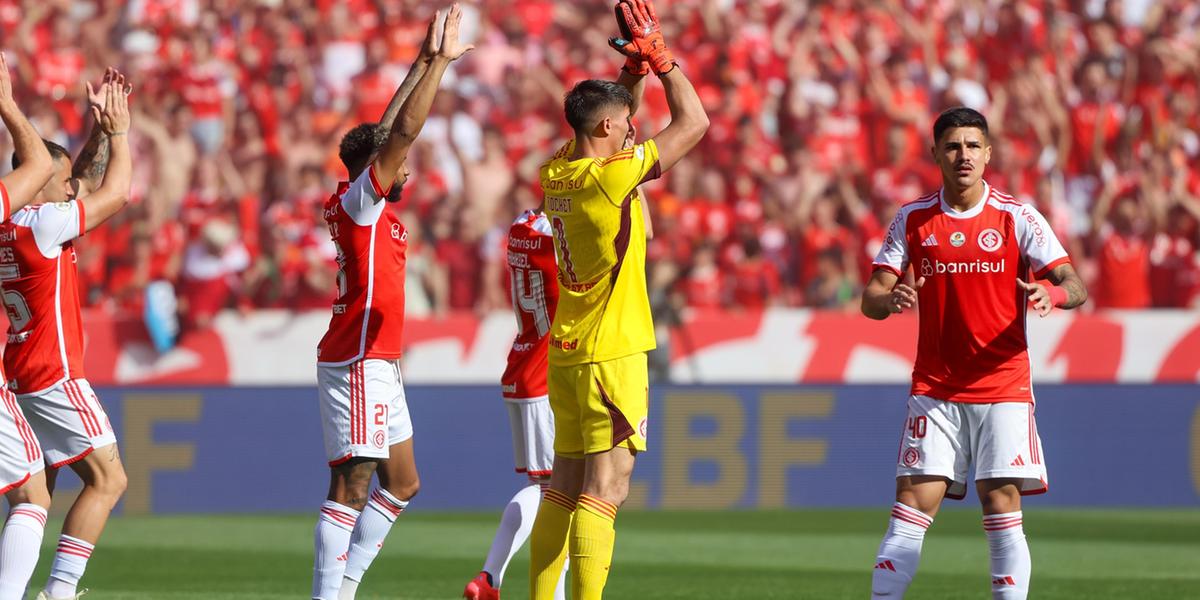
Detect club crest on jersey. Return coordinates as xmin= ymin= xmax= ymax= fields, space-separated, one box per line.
xmin=902 ymin=447 xmax=920 ymax=467
xmin=373 ymin=430 xmax=386 ymax=449
xmin=949 ymin=232 xmax=966 ymax=247
xmin=977 ymin=228 xmax=1003 ymax=252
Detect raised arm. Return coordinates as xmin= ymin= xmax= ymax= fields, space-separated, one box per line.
xmin=78 ymin=71 xmax=132 ymax=232
xmin=377 ymin=14 xmax=440 ymax=130
xmin=371 ymin=4 xmax=473 ymax=192
xmin=609 ymin=0 xmax=708 ymax=173
xmin=0 ymin=52 xmax=54 ymax=214
xmin=73 ymin=68 xmax=116 ymax=197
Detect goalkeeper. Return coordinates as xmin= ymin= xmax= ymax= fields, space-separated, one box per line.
xmin=526 ymin=1 xmax=709 ymax=599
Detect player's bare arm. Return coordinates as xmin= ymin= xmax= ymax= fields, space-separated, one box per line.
xmin=377 ymin=12 xmax=441 ymax=130
xmin=861 ymin=270 xmax=925 ymax=320
xmin=0 ymin=52 xmax=54 ymax=212
xmin=608 ymin=0 xmax=708 ymax=172
xmin=72 ymin=68 xmax=117 ymax=197
xmin=78 ymin=70 xmax=132 ymax=232
xmin=371 ymin=4 xmax=473 ymax=194
xmin=1018 ymin=263 xmax=1087 ymax=317
xmin=615 ymin=69 xmax=647 ymax=116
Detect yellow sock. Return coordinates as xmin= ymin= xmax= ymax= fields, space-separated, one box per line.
xmin=570 ymin=494 xmax=618 ymax=600
xmin=530 ymin=489 xmax=575 ymax=600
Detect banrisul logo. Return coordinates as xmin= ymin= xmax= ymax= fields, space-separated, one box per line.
xmin=921 ymin=257 xmax=1005 ymax=276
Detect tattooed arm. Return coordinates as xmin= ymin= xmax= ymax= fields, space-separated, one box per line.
xmin=377 ymin=12 xmax=441 ymax=130
xmin=1020 ymin=262 xmax=1088 ymax=317
xmin=73 ymin=68 xmax=116 ymax=197
xmin=1044 ymin=262 xmax=1088 ymax=309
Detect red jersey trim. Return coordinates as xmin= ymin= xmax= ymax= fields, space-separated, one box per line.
xmin=367 ymin=165 xmax=393 ymax=199
xmin=75 ymin=199 xmax=86 ymax=237
xmin=1034 ymin=257 xmax=1071 ymax=279
xmin=872 ymin=263 xmax=903 ymax=277
xmin=0 ymin=471 xmax=31 ymax=496
xmin=48 ymin=446 xmax=94 ymax=469
xmin=0 ymin=181 xmax=9 ymax=221
xmin=901 ymin=191 xmax=940 ymax=208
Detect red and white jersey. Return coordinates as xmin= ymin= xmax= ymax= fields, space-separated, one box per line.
xmin=501 ymin=210 xmax=558 ymax=400
xmin=872 ymin=182 xmax=1070 ymax=403
xmin=316 ymin=166 xmax=408 ymax=367
xmin=0 ymin=200 xmax=87 ymax=395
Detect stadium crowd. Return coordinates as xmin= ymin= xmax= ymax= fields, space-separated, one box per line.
xmin=0 ymin=0 xmax=1198 ymax=331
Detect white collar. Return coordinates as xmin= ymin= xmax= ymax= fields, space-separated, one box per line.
xmin=939 ymin=181 xmax=990 ymax=219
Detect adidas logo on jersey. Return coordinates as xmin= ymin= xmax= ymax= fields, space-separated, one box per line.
xmin=1010 ymin=455 xmax=1026 ymax=466
xmin=921 ymin=234 xmax=938 ymax=247
xmin=992 ymin=576 xmax=1016 ymax=586
xmin=874 ymin=560 xmax=896 ymax=571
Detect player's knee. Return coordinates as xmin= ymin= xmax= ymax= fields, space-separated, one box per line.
xmin=386 ymin=478 xmax=420 ymax=502
xmin=979 ymin=485 xmax=1021 ymax=514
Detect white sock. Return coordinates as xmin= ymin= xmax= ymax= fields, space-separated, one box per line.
xmin=339 ymin=488 xmax=408 ymax=597
xmin=482 ymin=483 xmax=541 ymax=587
xmin=871 ymin=502 xmax=933 ymax=598
xmin=313 ymin=501 xmax=360 ymax=600
xmin=984 ymin=511 xmax=1030 ymax=599
xmin=44 ymin=534 xmax=94 ymax=598
xmin=0 ymin=504 xmax=48 ymax=600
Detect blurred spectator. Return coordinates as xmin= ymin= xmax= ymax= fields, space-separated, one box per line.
xmin=0 ymin=0 xmax=1196 ymax=332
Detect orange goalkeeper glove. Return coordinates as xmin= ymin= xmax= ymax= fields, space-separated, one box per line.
xmin=613 ymin=1 xmax=650 ymax=75
xmin=609 ymin=0 xmax=676 ymax=76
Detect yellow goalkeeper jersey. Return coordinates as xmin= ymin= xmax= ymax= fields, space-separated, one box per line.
xmin=540 ymin=139 xmax=662 ymax=366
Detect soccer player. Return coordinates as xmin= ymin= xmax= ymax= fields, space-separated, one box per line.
xmin=862 ymin=107 xmax=1088 ymax=599
xmin=463 ymin=207 xmax=565 ymax=600
xmin=0 ymin=52 xmax=66 ymax=600
xmin=527 ymin=1 xmax=708 ymax=598
xmin=0 ymin=68 xmax=134 ymax=600
xmin=310 ymin=7 xmax=471 ymax=600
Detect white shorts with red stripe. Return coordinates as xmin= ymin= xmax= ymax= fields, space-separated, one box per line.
xmin=506 ymin=395 xmax=554 ymax=480
xmin=317 ymin=359 xmax=412 ymax=466
xmin=16 ymin=378 xmax=115 ymax=469
xmin=896 ymin=395 xmax=1047 ymax=500
xmin=0 ymin=388 xmax=44 ymax=493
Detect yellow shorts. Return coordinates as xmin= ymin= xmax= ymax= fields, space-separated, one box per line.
xmin=548 ymin=352 xmax=649 ymax=458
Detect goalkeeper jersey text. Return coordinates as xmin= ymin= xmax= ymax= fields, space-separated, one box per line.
xmin=540 ymin=140 xmax=661 ymax=366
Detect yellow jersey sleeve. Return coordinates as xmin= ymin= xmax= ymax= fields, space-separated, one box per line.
xmin=594 ymin=141 xmax=662 ymax=207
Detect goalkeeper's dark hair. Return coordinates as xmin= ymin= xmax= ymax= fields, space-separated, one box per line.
xmin=12 ymin=139 xmax=70 ymax=170
xmin=564 ymin=80 xmax=634 ymax=134
xmin=932 ymin=107 xmax=989 ymax=144
xmin=338 ymin=122 xmax=388 ymax=177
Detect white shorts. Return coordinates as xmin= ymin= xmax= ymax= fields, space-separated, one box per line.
xmin=16 ymin=379 xmax=116 ymax=469
xmin=506 ymin=395 xmax=554 ymax=480
xmin=317 ymin=359 xmax=413 ymax=466
xmin=896 ymin=395 xmax=1047 ymax=500
xmin=0 ymin=389 xmax=44 ymax=493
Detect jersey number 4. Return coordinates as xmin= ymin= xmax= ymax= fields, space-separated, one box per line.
xmin=510 ymin=266 xmax=550 ymax=338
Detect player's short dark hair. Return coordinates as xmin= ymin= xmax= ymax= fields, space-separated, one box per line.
xmin=11 ymin=139 xmax=70 ymax=170
xmin=563 ymin=80 xmax=634 ymax=134
xmin=933 ymin=107 xmax=989 ymax=144
xmin=338 ymin=122 xmax=388 ymax=175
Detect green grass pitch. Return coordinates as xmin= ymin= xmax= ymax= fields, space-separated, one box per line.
xmin=31 ymin=509 xmax=1200 ymax=599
